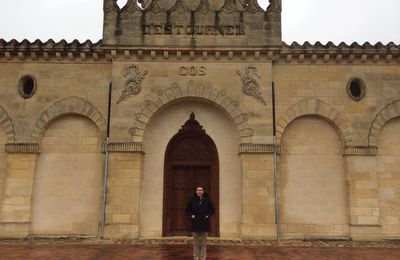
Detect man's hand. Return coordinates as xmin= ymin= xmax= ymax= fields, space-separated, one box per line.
xmin=192 ymin=215 xmax=195 ymax=219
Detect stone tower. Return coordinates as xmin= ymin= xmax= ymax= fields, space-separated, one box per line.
xmin=102 ymin=0 xmax=282 ymax=46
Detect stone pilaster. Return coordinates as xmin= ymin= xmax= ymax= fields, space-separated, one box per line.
xmin=104 ymin=150 xmax=143 ymax=239
xmin=240 ymin=152 xmax=276 ymax=239
xmin=345 ymin=147 xmax=382 ymax=241
xmin=0 ymin=146 xmax=38 ymax=238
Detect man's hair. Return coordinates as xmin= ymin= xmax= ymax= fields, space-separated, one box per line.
xmin=195 ymin=185 xmax=205 ymax=191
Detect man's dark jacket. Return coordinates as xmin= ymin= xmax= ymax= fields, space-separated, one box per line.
xmin=185 ymin=193 xmax=215 ymax=232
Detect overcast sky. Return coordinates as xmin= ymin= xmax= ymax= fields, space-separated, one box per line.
xmin=0 ymin=0 xmax=399 ymax=44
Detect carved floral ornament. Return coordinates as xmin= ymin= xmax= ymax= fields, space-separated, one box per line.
xmin=237 ymin=66 xmax=266 ymax=105
xmin=117 ymin=65 xmax=148 ymax=104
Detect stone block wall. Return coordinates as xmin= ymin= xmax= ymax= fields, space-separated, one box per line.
xmin=0 ymin=62 xmax=111 ymax=144
xmin=0 ymin=37 xmax=399 ymax=241
xmin=346 ymin=156 xmax=381 ymax=240
xmin=105 ymin=152 xmax=143 ymax=239
xmin=0 ymin=153 xmax=37 ymax=237
xmin=0 ymin=129 xmax=6 ymax=215
xmin=241 ymin=153 xmax=276 ymax=239
xmin=273 ymin=64 xmax=400 ymax=146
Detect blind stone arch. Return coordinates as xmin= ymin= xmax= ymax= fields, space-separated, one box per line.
xmin=369 ymin=99 xmax=400 ymax=147
xmin=129 ymin=80 xmax=254 ymax=142
xmin=0 ymin=105 xmax=16 ymax=143
xmin=32 ymin=96 xmax=107 ymax=143
xmin=276 ymin=99 xmax=352 ymax=146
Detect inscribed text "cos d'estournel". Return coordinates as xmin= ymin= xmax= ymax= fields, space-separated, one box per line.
xmin=142 ymin=24 xmax=245 ymax=35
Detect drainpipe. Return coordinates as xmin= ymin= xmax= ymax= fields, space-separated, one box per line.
xmin=272 ymin=81 xmax=281 ymax=242
xmin=100 ymin=82 xmax=113 ymax=239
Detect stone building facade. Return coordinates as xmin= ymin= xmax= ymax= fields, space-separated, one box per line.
xmin=0 ymin=0 xmax=399 ymax=241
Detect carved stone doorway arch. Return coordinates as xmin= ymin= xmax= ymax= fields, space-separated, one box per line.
xmin=163 ymin=113 xmax=219 ymax=237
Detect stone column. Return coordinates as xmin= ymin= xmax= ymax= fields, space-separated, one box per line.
xmin=103 ymin=143 xmax=143 ymax=239
xmin=345 ymin=146 xmax=382 ymax=241
xmin=0 ymin=144 xmax=39 ymax=238
xmin=240 ymin=144 xmax=276 ymax=239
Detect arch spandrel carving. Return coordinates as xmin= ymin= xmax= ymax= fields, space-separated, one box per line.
xmin=369 ymin=99 xmax=400 ymax=146
xmin=0 ymin=105 xmax=16 ymax=143
xmin=276 ymin=99 xmax=352 ymax=146
xmin=32 ymin=96 xmax=107 ymax=143
xmin=130 ymin=81 xmax=253 ymax=142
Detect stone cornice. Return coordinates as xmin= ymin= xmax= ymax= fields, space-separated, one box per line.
xmin=0 ymin=40 xmax=399 ymax=63
xmin=0 ymin=39 xmax=106 ymax=62
xmin=279 ymin=41 xmax=400 ymax=64
xmin=0 ymin=39 xmax=102 ymax=50
xmin=343 ymin=146 xmax=378 ymax=156
xmin=102 ymin=142 xmax=144 ymax=153
xmin=5 ymin=143 xmax=40 ymax=154
xmin=239 ymin=143 xmax=281 ymax=154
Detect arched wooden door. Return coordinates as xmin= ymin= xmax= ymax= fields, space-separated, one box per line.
xmin=163 ymin=113 xmax=219 ymax=237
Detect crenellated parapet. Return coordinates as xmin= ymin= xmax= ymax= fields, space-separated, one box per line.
xmin=102 ymin=0 xmax=282 ymax=47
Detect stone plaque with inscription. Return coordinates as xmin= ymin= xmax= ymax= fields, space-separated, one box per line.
xmin=103 ymin=0 xmax=281 ymax=47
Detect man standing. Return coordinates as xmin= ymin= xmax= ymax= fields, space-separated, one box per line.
xmin=186 ymin=186 xmax=215 ymax=260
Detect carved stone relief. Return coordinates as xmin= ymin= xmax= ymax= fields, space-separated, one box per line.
xmin=117 ymin=65 xmax=148 ymax=104
xmin=237 ymin=66 xmax=266 ymax=105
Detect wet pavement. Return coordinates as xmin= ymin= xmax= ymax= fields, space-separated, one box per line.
xmin=0 ymin=239 xmax=399 ymax=260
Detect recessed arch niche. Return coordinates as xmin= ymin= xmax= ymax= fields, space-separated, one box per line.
xmin=377 ymin=117 xmax=400 ymax=239
xmin=279 ymin=116 xmax=349 ymax=239
xmin=32 ymin=115 xmax=103 ymax=236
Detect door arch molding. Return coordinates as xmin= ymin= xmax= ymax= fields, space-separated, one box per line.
xmin=130 ymin=81 xmax=254 ymax=142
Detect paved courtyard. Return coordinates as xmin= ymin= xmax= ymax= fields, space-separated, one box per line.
xmin=0 ymin=239 xmax=399 ymax=259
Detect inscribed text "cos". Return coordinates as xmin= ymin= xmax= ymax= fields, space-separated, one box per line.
xmin=179 ymin=66 xmax=207 ymax=76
